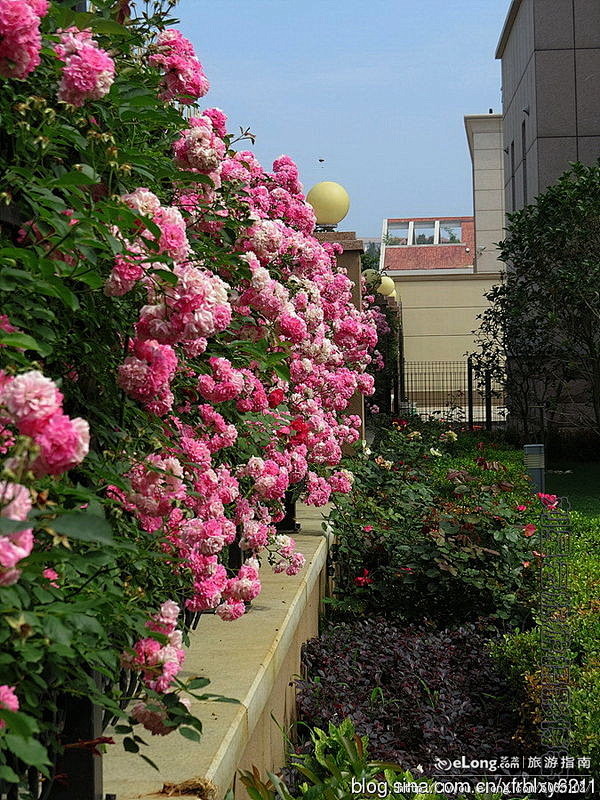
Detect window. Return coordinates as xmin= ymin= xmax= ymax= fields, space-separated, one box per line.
xmin=386 ymin=222 xmax=409 ymax=246
xmin=439 ymin=221 xmax=462 ymax=244
xmin=385 ymin=219 xmax=467 ymax=246
xmin=413 ymin=222 xmax=435 ymax=245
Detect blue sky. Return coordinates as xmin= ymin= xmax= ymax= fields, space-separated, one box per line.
xmin=176 ymin=0 xmax=511 ymax=237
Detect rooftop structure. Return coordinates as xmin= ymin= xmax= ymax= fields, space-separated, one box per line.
xmin=381 ymin=216 xmax=474 ymax=274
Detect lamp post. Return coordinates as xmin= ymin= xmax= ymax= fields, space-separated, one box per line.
xmin=307 ymin=181 xmax=366 ymax=449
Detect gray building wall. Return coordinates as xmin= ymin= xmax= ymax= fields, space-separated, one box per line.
xmin=497 ymin=0 xmax=600 ymax=213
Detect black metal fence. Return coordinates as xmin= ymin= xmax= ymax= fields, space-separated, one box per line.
xmin=400 ymin=359 xmax=506 ymax=429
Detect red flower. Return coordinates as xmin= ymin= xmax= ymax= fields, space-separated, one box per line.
xmin=354 ymin=569 xmax=373 ymax=586
xmin=289 ymin=417 xmax=310 ymax=443
xmin=523 ymin=523 xmax=537 ymax=537
xmin=362 ymin=525 xmax=374 ymax=532
xmin=397 ymin=566 xmax=414 ymax=574
xmin=538 ymin=493 xmax=559 ymax=509
xmin=268 ymin=388 xmax=285 ymax=408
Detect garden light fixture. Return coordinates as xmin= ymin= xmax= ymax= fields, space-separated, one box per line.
xmin=306 ymin=181 xmax=350 ymax=231
xmin=376 ymin=275 xmax=396 ymax=296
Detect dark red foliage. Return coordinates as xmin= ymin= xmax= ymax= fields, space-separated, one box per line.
xmin=296 ymin=618 xmax=535 ymax=774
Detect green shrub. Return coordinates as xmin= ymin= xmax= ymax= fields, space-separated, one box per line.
xmin=491 ymin=477 xmax=600 ymax=775
xmin=327 ymin=422 xmax=538 ymax=625
xmin=236 ymin=719 xmax=514 ymax=800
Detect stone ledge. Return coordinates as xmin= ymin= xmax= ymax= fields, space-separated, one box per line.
xmin=103 ymin=505 xmax=330 ymax=800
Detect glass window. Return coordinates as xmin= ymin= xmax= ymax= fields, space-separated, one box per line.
xmin=412 ymin=222 xmax=435 ymax=245
xmin=439 ymin=221 xmax=462 ymax=244
xmin=386 ymin=222 xmax=409 ymax=246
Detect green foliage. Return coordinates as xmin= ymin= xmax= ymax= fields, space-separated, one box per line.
xmin=366 ymin=301 xmax=400 ymax=416
xmin=327 ymin=421 xmax=538 ymax=625
xmin=492 ymin=464 xmax=600 ymax=775
xmin=471 ymin=161 xmax=600 ymax=439
xmin=238 ymin=720 xmax=514 ymax=800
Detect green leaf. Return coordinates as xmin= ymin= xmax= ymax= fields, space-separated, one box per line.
xmin=123 ymin=737 xmax=140 ymax=753
xmin=0 ymin=518 xmax=33 ymax=534
xmin=70 ymin=613 xmax=104 ymax=635
xmin=72 ymin=270 xmax=105 ymax=289
xmin=37 ymin=277 xmax=80 ymax=311
xmin=139 ymin=753 xmax=160 ymax=771
xmin=178 ymin=726 xmax=201 ymax=742
xmin=52 ymin=172 xmax=97 ymax=187
xmin=186 ymin=677 xmax=210 ymax=690
xmin=273 ymin=363 xmax=290 ymax=382
xmin=114 ymin=724 xmax=132 ymax=735
xmin=4 ymin=734 xmax=51 ymax=773
xmin=0 ymin=332 xmax=45 ymax=353
xmin=0 ymin=267 xmax=34 ymax=291
xmin=43 ymin=616 xmax=72 ymax=646
xmin=0 ymin=765 xmax=19 ymax=783
xmin=50 ymin=512 xmax=114 ymax=545
xmin=0 ymin=709 xmax=39 ymax=738
xmin=90 ymin=18 xmax=129 ymax=36
xmin=149 ymin=268 xmax=178 ymax=285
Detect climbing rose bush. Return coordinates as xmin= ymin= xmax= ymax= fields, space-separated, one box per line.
xmin=0 ymin=0 xmax=378 ymax=786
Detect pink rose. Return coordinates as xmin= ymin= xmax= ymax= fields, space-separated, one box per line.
xmin=0 ymin=685 xmax=19 ymax=729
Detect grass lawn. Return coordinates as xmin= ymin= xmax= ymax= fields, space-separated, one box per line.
xmin=536 ymin=461 xmax=600 ymax=772
xmin=547 ymin=461 xmax=600 ymax=518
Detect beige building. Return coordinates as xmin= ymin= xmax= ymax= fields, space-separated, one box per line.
xmin=381 ymin=113 xmax=505 ymax=363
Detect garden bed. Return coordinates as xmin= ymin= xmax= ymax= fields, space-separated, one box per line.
xmin=275 ymin=421 xmax=554 ymax=796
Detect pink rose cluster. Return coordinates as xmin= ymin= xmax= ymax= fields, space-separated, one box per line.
xmin=538 ymin=492 xmax=559 ymax=509
xmin=121 ymin=600 xmax=185 ymax=693
xmin=0 ymin=370 xmax=89 ymax=586
xmin=173 ymin=115 xmax=226 ymax=175
xmin=123 ymin=601 xmax=192 ymax=736
xmin=0 ymin=0 xmax=48 ymax=80
xmin=54 ymin=27 xmax=115 ymax=107
xmin=0 ymin=370 xmax=89 ymax=477
xmin=126 ymin=187 xmax=191 ymax=261
xmin=0 ymin=481 xmax=32 ymax=587
xmin=149 ymin=29 xmax=209 ymax=104
xmin=118 ymin=337 xmax=177 ymax=416
xmin=104 ymin=189 xmax=192 ymax=297
xmin=216 ymin=557 xmax=262 ymax=621
xmin=272 ymin=535 xmax=306 ymax=576
xmin=138 ymin=263 xmax=231 ymax=349
xmin=196 ymin=358 xmax=274 ymax=413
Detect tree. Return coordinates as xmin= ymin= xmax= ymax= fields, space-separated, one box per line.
xmin=471 ymin=161 xmax=600 ymax=439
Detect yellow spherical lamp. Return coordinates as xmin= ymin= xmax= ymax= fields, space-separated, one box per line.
xmin=306 ymin=181 xmax=350 ymax=230
xmin=362 ymin=268 xmax=382 ymax=289
xmin=377 ymin=275 xmax=396 ymax=296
